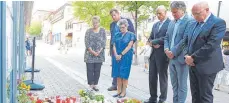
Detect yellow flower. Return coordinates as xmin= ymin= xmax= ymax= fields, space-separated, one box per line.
xmin=22 ymin=84 xmax=27 ymax=89
xmin=27 ymin=85 xmax=31 ymax=91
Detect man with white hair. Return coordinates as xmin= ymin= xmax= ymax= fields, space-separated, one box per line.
xmin=144 ymin=5 xmax=171 ymax=103
xmin=183 ymin=1 xmax=226 ymax=103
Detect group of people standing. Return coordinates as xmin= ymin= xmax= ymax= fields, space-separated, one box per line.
xmin=84 ymin=8 xmax=136 ymax=98
xmin=83 ymin=1 xmax=227 ymax=103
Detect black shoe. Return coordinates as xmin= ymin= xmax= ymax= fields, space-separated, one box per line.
xmin=107 ymin=86 xmax=117 ymax=91
xmin=118 ymin=94 xmax=126 ymax=98
xmin=144 ymin=99 xmax=157 ymax=103
xmin=113 ymin=93 xmax=121 ymax=97
xmin=158 ymin=100 xmax=165 ymax=103
xmin=93 ymin=87 xmax=99 ymax=91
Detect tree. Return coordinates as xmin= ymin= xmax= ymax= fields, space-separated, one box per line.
xmin=27 ymin=21 xmax=42 ymax=36
xmin=117 ymin=1 xmax=170 ymax=65
xmin=72 ymin=1 xmax=115 ymax=30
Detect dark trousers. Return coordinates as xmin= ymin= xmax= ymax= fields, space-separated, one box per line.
xmin=149 ymin=55 xmax=169 ymax=102
xmin=86 ymin=63 xmax=102 ymax=85
xmin=111 ymin=50 xmax=117 ymax=87
xmin=112 ymin=78 xmax=117 ymax=87
xmin=189 ymin=67 xmax=217 ymax=103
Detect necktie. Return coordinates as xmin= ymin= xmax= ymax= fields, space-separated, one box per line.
xmin=193 ymin=22 xmax=203 ymax=35
xmin=158 ymin=22 xmax=161 ymax=32
xmin=189 ymin=22 xmax=204 ymax=53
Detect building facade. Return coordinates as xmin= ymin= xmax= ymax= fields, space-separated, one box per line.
xmin=1 ymin=1 xmax=33 ymax=103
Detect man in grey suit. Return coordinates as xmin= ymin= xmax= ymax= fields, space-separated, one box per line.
xmin=144 ymin=6 xmax=170 ymax=103
xmin=184 ymin=2 xmax=226 ymax=103
xmin=164 ymin=1 xmax=193 ymax=103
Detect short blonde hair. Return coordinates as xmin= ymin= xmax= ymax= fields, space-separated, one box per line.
xmin=92 ymin=16 xmax=100 ymax=22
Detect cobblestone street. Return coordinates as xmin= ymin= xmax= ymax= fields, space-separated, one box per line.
xmin=25 ymin=40 xmax=229 ymax=103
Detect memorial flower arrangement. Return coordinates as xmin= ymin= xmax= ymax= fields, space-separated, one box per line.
xmin=78 ymin=89 xmax=105 ymax=103
xmin=117 ymin=98 xmax=142 ymax=103
xmin=17 ymin=82 xmax=32 ymax=103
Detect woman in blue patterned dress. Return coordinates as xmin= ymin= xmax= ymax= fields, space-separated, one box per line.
xmin=112 ymin=19 xmax=136 ymax=98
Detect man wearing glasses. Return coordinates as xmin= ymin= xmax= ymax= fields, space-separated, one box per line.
xmin=184 ymin=2 xmax=226 ymax=103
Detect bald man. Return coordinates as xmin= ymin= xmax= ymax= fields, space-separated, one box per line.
xmin=145 ymin=5 xmax=171 ymax=103
xmin=177 ymin=2 xmax=226 ymax=103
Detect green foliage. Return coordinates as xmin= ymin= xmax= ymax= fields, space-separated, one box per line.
xmin=72 ymin=1 xmax=115 ymax=30
xmin=28 ymin=22 xmax=42 ymax=36
xmin=78 ymin=89 xmax=104 ymax=102
xmin=117 ymin=1 xmax=170 ymax=27
xmin=94 ymin=95 xmax=104 ymax=102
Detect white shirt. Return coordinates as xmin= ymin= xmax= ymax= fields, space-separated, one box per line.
xmin=158 ymin=18 xmax=167 ymax=30
xmin=201 ymin=13 xmax=211 ymax=27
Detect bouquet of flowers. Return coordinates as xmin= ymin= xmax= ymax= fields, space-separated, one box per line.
xmin=117 ymin=98 xmax=142 ymax=103
xmin=78 ymin=89 xmax=105 ymax=103
xmin=17 ymin=82 xmax=32 ymax=103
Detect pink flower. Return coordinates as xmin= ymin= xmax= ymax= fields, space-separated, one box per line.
xmin=27 ymin=92 xmax=33 ymax=96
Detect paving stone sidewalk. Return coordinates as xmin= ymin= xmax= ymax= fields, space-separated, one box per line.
xmin=25 ymin=56 xmax=86 ymax=99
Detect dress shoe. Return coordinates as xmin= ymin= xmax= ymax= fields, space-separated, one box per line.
xmin=107 ymin=86 xmax=117 ymax=91
xmin=92 ymin=87 xmax=99 ymax=92
xmin=144 ymin=99 xmax=157 ymax=103
xmin=113 ymin=93 xmax=121 ymax=97
xmin=118 ymin=94 xmax=126 ymax=98
xmin=158 ymin=100 xmax=165 ymax=103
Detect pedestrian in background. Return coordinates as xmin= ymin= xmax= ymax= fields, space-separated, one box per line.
xmin=25 ymin=38 xmax=31 ymax=56
xmin=139 ymin=41 xmax=152 ymax=73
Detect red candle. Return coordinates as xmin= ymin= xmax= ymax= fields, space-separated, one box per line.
xmin=56 ymin=98 xmax=61 ymax=103
xmin=36 ymin=99 xmax=42 ymax=103
xmin=66 ymin=98 xmax=70 ymax=103
xmin=62 ymin=100 xmax=66 ymax=103
xmin=72 ymin=97 xmax=76 ymax=103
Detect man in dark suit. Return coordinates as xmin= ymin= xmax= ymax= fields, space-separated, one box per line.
xmin=108 ymin=8 xmax=135 ymax=91
xmin=144 ymin=5 xmax=170 ymax=103
xmin=184 ymin=2 xmax=226 ymax=103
